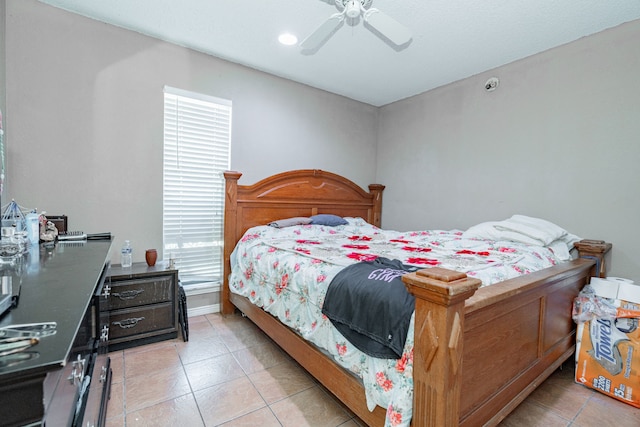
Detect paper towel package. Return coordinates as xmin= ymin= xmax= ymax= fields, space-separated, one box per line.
xmin=575 ymin=277 xmax=640 ymax=408
xmin=618 ymin=283 xmax=640 ymax=305
xmin=589 ymin=277 xmax=640 ymax=304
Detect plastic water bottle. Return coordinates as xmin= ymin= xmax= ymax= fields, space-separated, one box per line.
xmin=121 ymin=240 xmax=132 ymax=267
xmin=26 ymin=211 xmax=39 ymax=246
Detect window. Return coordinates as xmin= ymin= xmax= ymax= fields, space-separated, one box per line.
xmin=163 ymin=86 xmax=232 ymax=288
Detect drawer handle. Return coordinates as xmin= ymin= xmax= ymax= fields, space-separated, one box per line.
xmin=112 ymin=317 xmax=145 ymax=329
xmin=100 ymin=325 xmax=109 ymax=342
xmin=102 ymin=284 xmax=111 ymax=298
xmin=67 ymin=354 xmax=86 ymax=385
xmin=112 ymin=289 xmax=145 ymax=300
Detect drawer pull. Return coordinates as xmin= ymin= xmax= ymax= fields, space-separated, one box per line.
xmin=102 ymin=284 xmax=111 ymax=298
xmin=112 ymin=317 xmax=145 ymax=329
xmin=68 ymin=354 xmax=86 ymax=385
xmin=100 ymin=325 xmax=109 ymax=341
xmin=112 ymin=289 xmax=145 ymax=300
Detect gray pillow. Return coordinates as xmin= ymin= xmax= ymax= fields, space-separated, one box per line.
xmin=268 ymin=217 xmax=312 ymax=228
xmin=310 ymin=214 xmax=348 ymax=226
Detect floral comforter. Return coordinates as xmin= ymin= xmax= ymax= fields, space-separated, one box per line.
xmin=228 ymin=218 xmax=568 ymax=426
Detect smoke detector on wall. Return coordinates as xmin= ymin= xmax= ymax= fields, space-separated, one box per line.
xmin=485 ymin=77 xmax=500 ymax=92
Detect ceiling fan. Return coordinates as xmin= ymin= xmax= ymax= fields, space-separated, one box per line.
xmin=300 ymin=0 xmax=412 ymax=52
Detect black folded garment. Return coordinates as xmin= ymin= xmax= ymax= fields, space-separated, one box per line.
xmin=322 ymin=257 xmax=418 ymax=359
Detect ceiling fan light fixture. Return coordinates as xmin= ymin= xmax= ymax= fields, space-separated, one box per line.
xmin=302 ymin=0 xmax=412 ymax=52
xmin=278 ymin=32 xmax=298 ymax=46
xmin=345 ymin=0 xmax=361 ymax=19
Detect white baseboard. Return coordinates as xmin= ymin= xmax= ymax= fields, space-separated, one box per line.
xmin=183 ymin=283 xmax=220 ymax=296
xmin=187 ymin=303 xmax=220 ymax=317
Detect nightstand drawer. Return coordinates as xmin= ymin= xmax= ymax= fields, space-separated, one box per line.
xmin=106 ymin=276 xmax=173 ymax=310
xmin=108 ymin=303 xmax=174 ymax=340
xmin=105 ymin=263 xmax=179 ymax=350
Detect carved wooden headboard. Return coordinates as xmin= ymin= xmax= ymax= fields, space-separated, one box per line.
xmin=222 ymin=169 xmax=384 ymax=313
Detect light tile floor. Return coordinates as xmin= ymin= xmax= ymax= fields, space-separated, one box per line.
xmin=105 ymin=313 xmax=640 ymax=426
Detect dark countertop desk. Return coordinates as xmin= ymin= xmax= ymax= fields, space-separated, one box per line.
xmin=0 ymin=240 xmax=113 ymax=424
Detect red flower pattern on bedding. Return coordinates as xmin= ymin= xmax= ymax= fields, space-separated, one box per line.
xmin=376 ymin=372 xmax=394 ymax=392
xmin=336 ymin=342 xmax=347 ymax=356
xmin=457 ymin=249 xmax=490 ymax=256
xmin=342 ymin=244 xmax=370 ymax=250
xmin=348 ymin=235 xmax=372 ymax=241
xmin=241 ymin=233 xmax=259 ymax=242
xmin=401 ymin=246 xmax=432 ymax=253
xmin=406 ymin=257 xmax=440 ymax=265
xmin=244 ymin=263 xmax=254 ymax=279
xmin=275 ymin=273 xmax=289 ymax=295
xmin=395 ymin=348 xmax=413 ymax=374
xmin=387 ymin=406 xmax=403 ymax=426
xmin=346 ymin=252 xmax=378 ymax=262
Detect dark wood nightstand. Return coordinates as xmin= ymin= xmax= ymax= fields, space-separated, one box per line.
xmin=105 ymin=262 xmax=179 ymax=350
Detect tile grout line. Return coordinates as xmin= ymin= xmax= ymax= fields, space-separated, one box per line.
xmin=176 ymin=347 xmax=207 ymax=427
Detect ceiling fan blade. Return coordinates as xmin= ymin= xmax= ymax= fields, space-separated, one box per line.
xmin=300 ymin=12 xmax=345 ymax=51
xmin=363 ymin=8 xmax=412 ymax=46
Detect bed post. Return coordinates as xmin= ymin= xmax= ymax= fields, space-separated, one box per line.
xmin=222 ymin=170 xmax=242 ymax=315
xmin=574 ymin=239 xmax=612 ymax=278
xmin=368 ymin=184 xmax=385 ymax=228
xmin=402 ymin=268 xmax=482 ymax=426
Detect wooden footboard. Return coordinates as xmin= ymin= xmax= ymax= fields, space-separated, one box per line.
xmin=403 ymin=259 xmax=595 ymax=426
xmin=461 ymin=261 xmax=594 ymax=425
xmin=222 ymin=169 xmax=609 ymax=426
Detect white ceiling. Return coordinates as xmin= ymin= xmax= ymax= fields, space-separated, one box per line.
xmin=38 ymin=0 xmax=640 ymax=107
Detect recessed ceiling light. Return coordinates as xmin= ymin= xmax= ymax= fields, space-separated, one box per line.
xmin=278 ymin=32 xmax=298 ymax=46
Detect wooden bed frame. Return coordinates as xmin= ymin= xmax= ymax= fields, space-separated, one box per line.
xmin=221 ymin=169 xmax=611 ymax=426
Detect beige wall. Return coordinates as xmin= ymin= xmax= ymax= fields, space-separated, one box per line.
xmin=378 ymin=20 xmax=640 ymax=280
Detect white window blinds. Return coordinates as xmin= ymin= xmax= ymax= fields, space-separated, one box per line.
xmin=163 ymin=86 xmax=232 ymax=287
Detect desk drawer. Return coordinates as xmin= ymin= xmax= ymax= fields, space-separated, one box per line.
xmin=108 ymin=303 xmax=174 ymax=340
xmin=106 ymin=276 xmax=173 ymax=310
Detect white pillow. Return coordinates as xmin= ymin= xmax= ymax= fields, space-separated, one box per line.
xmin=462 ymin=216 xmax=576 ymax=248
xmin=496 ymin=215 xmax=568 ymax=245
xmin=462 ymin=221 xmax=543 ymax=246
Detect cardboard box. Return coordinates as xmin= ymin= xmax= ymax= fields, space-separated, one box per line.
xmin=575 ymin=277 xmax=640 ymax=408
